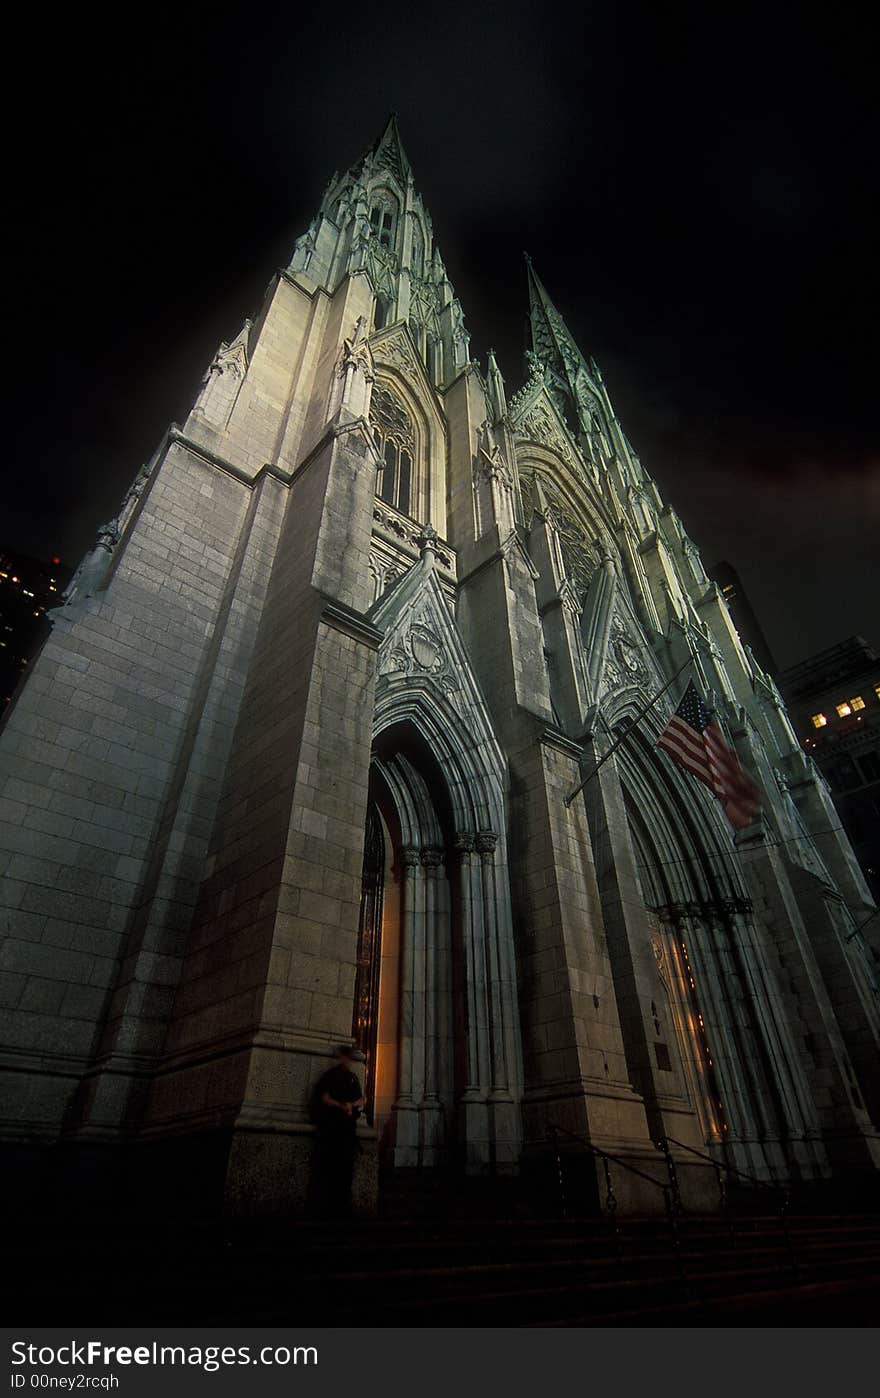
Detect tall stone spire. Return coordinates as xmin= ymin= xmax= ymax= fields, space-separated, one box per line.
xmin=525 ymin=254 xmax=602 ymax=434
xmin=369 ymin=112 xmax=411 ymax=184
xmin=296 ymin=115 xmax=469 ymax=384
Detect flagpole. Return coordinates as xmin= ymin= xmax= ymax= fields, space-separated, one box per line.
xmin=563 ymin=659 xmax=692 ymax=808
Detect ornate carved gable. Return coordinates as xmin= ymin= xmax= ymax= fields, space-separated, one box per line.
xmin=369 ymin=322 xmax=438 ymax=407
xmin=509 ymin=375 xmax=581 ymax=473
xmin=519 ymin=468 xmax=604 ymax=605
xmin=596 ymin=589 xmax=665 ymax=706
xmin=367 ymin=552 xmax=502 ymax=760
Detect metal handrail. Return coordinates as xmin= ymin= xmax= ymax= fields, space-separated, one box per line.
xmin=657 ymin=1134 xmax=798 ymax=1280
xmin=548 ymin=1123 xmax=671 ymax=1198
xmin=659 ymin=1134 xmax=789 ymax=1202
xmin=547 ymin=1123 xmax=687 ymax=1279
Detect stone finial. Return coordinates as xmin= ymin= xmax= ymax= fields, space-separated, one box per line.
xmin=486 ymin=347 xmax=507 ymax=422
xmin=417 ymin=522 xmax=438 ymax=566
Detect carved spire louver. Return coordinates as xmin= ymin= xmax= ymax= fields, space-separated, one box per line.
xmin=525 ymin=255 xmax=604 ymax=440
xmin=370 ymin=112 xmax=411 ymax=185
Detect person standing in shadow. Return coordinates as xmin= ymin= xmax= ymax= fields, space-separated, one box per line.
xmin=309 ymin=1044 xmax=366 ymax=1220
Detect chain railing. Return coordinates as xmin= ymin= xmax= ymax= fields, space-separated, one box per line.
xmin=656 ymin=1134 xmax=798 ymax=1279
xmin=547 ymin=1124 xmax=686 ymax=1279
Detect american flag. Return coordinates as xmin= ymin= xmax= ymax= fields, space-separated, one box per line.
xmin=657 ymin=681 xmax=761 ymax=830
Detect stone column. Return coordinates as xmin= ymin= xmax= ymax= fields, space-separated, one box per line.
xmin=477 ymin=830 xmax=522 ymax=1168
xmin=392 ymin=846 xmax=422 ymax=1167
xmin=454 ymin=831 xmax=492 ymax=1170
xmin=421 ymin=846 xmax=446 ymax=1163
xmin=476 ymin=832 xmax=511 ymax=1097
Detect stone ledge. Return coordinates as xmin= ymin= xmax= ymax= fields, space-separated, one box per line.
xmin=320 ymin=598 xmax=383 ymax=650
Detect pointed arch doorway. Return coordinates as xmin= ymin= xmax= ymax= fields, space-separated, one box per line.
xmin=351 ymin=716 xmax=523 ymax=1178
xmin=613 ymin=718 xmax=822 ymax=1181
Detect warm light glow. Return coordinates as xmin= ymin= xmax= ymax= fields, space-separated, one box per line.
xmin=837 ymin=702 xmax=852 ymax=717
xmin=811 ymin=713 xmax=827 ymax=728
xmin=850 ymin=696 xmax=865 ymax=711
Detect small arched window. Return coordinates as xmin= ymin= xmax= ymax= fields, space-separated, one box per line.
xmin=411 ymin=219 xmax=425 ymax=277
xmin=371 ymin=382 xmax=415 ymax=517
xmin=369 ymin=189 xmax=398 ymax=249
xmin=426 ymin=336 xmax=440 ymax=384
xmin=373 ymin=296 xmax=389 ymax=331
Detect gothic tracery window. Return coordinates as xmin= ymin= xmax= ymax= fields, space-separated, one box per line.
xmin=371 ymin=382 xmax=415 ymax=517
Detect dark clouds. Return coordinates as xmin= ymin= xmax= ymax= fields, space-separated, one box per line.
xmin=2 ymin=0 xmax=878 ymax=668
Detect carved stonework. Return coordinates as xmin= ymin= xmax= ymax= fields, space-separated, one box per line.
xmin=193 ymin=320 xmax=250 ymax=428
xmin=518 ymin=402 xmax=575 ymax=468
xmin=475 ymin=831 xmax=498 ymax=857
xmin=600 ymin=616 xmax=652 ymax=697
xmin=371 ymin=506 xmax=455 ymax=571
xmin=650 ymin=935 xmax=669 ymax=988
xmin=453 ymin=832 xmax=476 ymax=857
xmin=474 ymin=435 xmax=511 ymax=490
xmin=519 ymin=469 xmax=602 ymax=603
xmin=377 ymin=611 xmax=460 ymax=706
xmin=372 ymin=327 xmax=424 ymax=390
xmin=366 ymin=240 xmax=399 ymax=299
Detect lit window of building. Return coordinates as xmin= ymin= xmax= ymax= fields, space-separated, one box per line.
xmin=836 ymin=702 xmax=852 ymax=717
xmin=850 ymin=696 xmax=865 ymax=711
xmin=811 ymin=713 xmax=827 ymax=728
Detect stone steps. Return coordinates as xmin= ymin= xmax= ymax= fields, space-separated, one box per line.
xmin=6 ymin=1212 xmax=880 ymax=1325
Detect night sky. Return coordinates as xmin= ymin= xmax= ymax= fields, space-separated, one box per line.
xmin=4 ymin=1 xmax=878 ymax=670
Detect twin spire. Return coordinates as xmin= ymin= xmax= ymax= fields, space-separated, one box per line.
xmin=524 ymin=253 xmax=603 ymax=429
xmin=357 ymin=117 xmax=601 ymax=412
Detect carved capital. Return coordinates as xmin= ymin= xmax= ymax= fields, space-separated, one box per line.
xmin=475 ymin=831 xmax=498 ymax=857
xmin=400 ymin=846 xmax=421 ymax=872
xmin=453 ymin=831 xmax=476 ymax=857
xmin=420 ymin=846 xmax=445 ymax=871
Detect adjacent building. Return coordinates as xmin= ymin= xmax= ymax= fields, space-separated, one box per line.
xmin=780 ymin=637 xmax=880 ymax=902
xmin=1 ymin=120 xmax=878 ymax=1217
xmin=706 ymin=560 xmax=778 ymax=677
xmin=0 ymin=549 xmax=70 ymax=712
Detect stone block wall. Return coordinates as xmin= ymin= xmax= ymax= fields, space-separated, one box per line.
xmin=0 ymin=441 xmax=294 ymax=1147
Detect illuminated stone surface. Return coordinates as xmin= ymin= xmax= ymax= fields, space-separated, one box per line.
xmin=0 ymin=118 xmax=878 ymax=1215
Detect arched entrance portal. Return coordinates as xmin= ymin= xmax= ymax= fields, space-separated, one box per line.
xmin=614 ymin=718 xmax=825 ymax=1182
xmin=352 ymin=719 xmax=523 ymax=1175
xmin=362 ymin=542 xmax=525 ymax=1178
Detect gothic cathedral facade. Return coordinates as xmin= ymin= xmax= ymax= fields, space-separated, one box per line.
xmin=2 ymin=119 xmax=878 ymax=1214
